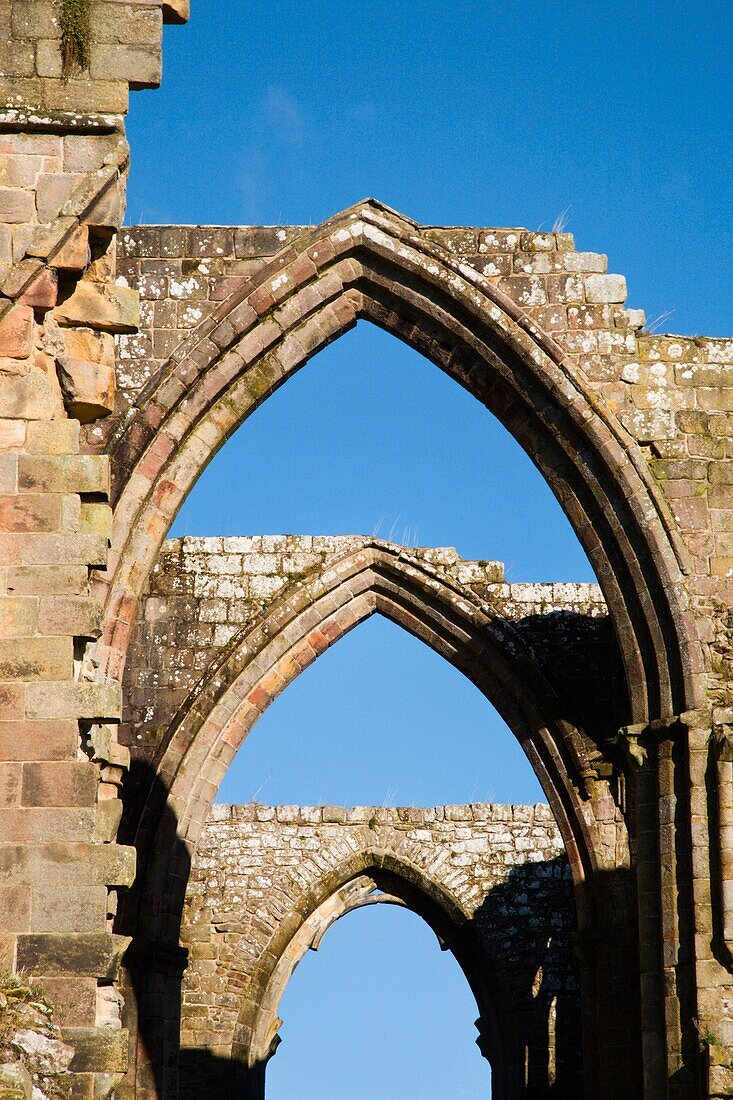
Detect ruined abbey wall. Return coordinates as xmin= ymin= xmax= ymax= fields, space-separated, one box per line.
xmin=1 ymin=3 xmax=733 ymax=1097
xmin=180 ymin=802 xmax=578 ymax=1097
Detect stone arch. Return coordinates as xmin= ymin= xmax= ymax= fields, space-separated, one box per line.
xmin=131 ymin=542 xmax=614 ymax=941
xmin=98 ymin=199 xmax=702 ymax=725
xmin=227 ymin=845 xmax=522 ymax=1100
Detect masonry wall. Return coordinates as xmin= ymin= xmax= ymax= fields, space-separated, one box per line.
xmin=121 ymin=534 xmax=621 ymax=771
xmin=180 ymin=802 xmax=579 ymax=1097
xmin=2 ymin=6 xmax=733 ymax=1097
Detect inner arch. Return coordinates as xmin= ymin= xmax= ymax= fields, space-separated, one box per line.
xmin=216 ymin=613 xmax=546 ymax=807
xmin=256 ymin=891 xmax=489 ymax=1099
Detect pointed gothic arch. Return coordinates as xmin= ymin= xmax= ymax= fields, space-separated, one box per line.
xmin=221 ymin=846 xmax=530 ymax=1100
xmin=98 ymin=200 xmax=702 ymax=726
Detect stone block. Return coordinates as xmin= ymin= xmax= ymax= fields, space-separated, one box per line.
xmin=83 ymin=178 xmax=126 ymax=233
xmin=30 ymin=885 xmax=107 ymax=933
xmin=0 ymin=419 xmax=26 ymax=448
xmin=0 ymin=373 xmax=56 ymax=420
xmin=18 ymin=454 xmax=110 ymax=495
xmin=50 ymin=226 xmax=91 ymax=271
xmin=18 ymin=266 xmax=58 ymax=309
xmin=64 ymin=1028 xmax=129 ymax=1073
xmin=39 ymin=595 xmax=103 ymax=638
xmin=25 ymin=682 xmax=121 ymax=721
xmin=25 ymin=419 xmax=80 ymax=455
xmin=0 ymin=533 xmax=108 ymax=567
xmin=22 ymin=761 xmax=97 ymax=807
xmin=584 ymin=273 xmax=627 ymax=304
xmin=0 ymin=637 xmax=72 ymax=681
xmin=0 ymin=763 xmax=21 ymax=805
xmin=0 ymin=720 xmax=78 ymax=762
xmin=0 ymin=596 xmax=38 ymax=636
xmin=90 ymin=44 xmax=162 ymax=88
xmin=94 ymin=798 xmax=122 ymax=843
xmin=0 ymin=841 xmax=135 ymax=888
xmin=6 ymin=565 xmax=88 ymax=595
xmin=35 ymin=977 xmax=97 ymax=1028
xmin=0 ymin=807 xmax=95 ymax=842
xmin=56 ymin=357 xmax=116 ymax=423
xmin=53 ymin=280 xmax=139 ymax=334
xmin=36 ymin=173 xmax=84 ymax=223
xmin=0 ymin=187 xmax=34 ymax=223
xmin=163 ymin=0 xmax=190 ymax=23
xmin=0 ymin=154 xmax=42 ymax=189
xmin=79 ymin=502 xmax=112 ymax=538
xmin=0 ymin=305 xmax=33 ymax=359
xmin=0 ymin=493 xmax=70 ymax=533
xmin=16 ymin=932 xmax=130 ymax=979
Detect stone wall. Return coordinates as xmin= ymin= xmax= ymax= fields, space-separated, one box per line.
xmin=0 ymin=6 xmax=187 ymax=1098
xmin=1 ymin=5 xmax=733 ymax=1096
xmin=180 ymin=802 xmax=579 ymax=1098
xmin=122 ymin=534 xmax=620 ymax=769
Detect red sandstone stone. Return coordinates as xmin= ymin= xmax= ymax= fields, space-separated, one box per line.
xmin=0 ymin=304 xmax=33 ymax=358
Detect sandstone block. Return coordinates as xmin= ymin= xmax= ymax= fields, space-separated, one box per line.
xmin=65 ymin=1028 xmax=129 ymax=1073
xmin=0 ymin=720 xmax=78 ymax=762
xmin=25 ymin=419 xmax=80 ymax=455
xmin=0 ymin=419 xmax=26 ymax=449
xmin=0 ymin=884 xmax=30 ymax=931
xmin=18 ymin=454 xmax=110 ymax=495
xmin=16 ymin=932 xmax=130 ymax=979
xmin=38 ymin=595 xmax=103 ymax=638
xmin=0 ymin=841 xmax=135 ymax=888
xmin=0 ymin=187 xmax=34 ymax=223
xmin=0 ymin=637 xmax=72 ymax=681
xmin=0 ymin=533 xmax=108 ymax=567
xmin=90 ymin=44 xmax=162 ymax=88
xmin=163 ymin=0 xmax=190 ymax=23
xmin=0 ymin=764 xmax=21 ymax=806
xmin=79 ymin=502 xmax=112 ymax=538
xmin=94 ymin=798 xmax=122 ymax=843
xmin=22 ymin=761 xmax=97 ymax=808
xmin=0 ymin=154 xmax=42 ymax=189
xmin=0 ymin=807 xmax=95 ymax=842
xmin=36 ymin=173 xmax=84 ymax=223
xmin=56 ymin=357 xmax=116 ymax=423
xmin=0 ymin=305 xmax=33 ymax=359
xmin=25 ymin=682 xmax=121 ymax=721
xmin=0 ymin=597 xmax=38 ymax=636
xmin=53 ymin=281 xmax=139 ymax=334
xmin=35 ymin=977 xmax=97 ymax=1028
xmin=0 ymin=493 xmax=70 ymax=534
xmin=0 ymin=373 xmax=56 ymax=420
xmin=18 ymin=266 xmax=58 ymax=309
xmin=584 ymin=273 xmax=627 ymax=304
xmin=6 ymin=565 xmax=88 ymax=595
xmin=30 ymin=885 xmax=107 ymax=933
xmin=50 ymin=226 xmax=91 ymax=271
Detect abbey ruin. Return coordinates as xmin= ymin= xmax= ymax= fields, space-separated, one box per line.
xmin=1 ymin=3 xmax=733 ymax=1097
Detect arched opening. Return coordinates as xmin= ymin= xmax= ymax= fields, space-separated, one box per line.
xmin=256 ymin=901 xmax=489 ymax=1099
xmin=216 ymin=614 xmax=545 ymax=807
xmin=170 ymin=320 xmax=594 ymax=582
xmin=108 ymin=203 xmax=700 ymax=1100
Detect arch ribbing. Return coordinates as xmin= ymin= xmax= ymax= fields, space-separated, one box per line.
xmin=98 ymin=200 xmax=702 ymax=724
xmin=129 ymin=541 xmax=616 ymax=965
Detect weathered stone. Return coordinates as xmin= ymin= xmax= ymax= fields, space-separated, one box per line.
xmin=0 ymin=305 xmax=33 ymax=359
xmin=52 ymin=282 xmax=140 ymax=334
xmin=55 ymin=357 xmax=116 ymax=423
xmin=16 ymin=933 xmax=129 ymax=979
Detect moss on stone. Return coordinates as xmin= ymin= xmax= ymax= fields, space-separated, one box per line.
xmin=60 ymin=0 xmax=91 ymax=78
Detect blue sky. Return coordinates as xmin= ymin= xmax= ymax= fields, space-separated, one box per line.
xmin=126 ymin=3 xmax=730 ymax=1093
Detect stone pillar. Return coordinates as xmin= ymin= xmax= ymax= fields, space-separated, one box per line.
xmin=0 ymin=4 xmax=187 ymax=1097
